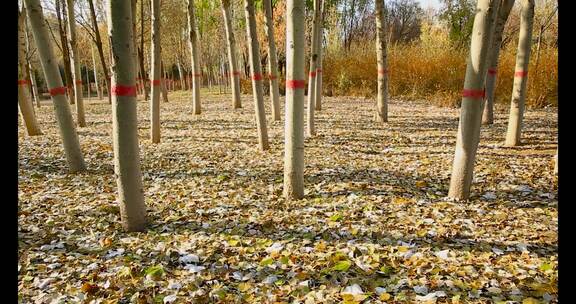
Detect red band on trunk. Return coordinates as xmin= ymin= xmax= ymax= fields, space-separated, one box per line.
xmin=193 ymin=74 xmax=201 ymax=77
xmin=75 ymin=80 xmax=83 ymax=84
xmin=487 ymin=68 xmax=497 ymax=75
xmin=151 ymin=79 xmax=161 ymax=85
xmin=316 ymin=69 xmax=322 ymax=74
xmin=49 ymin=87 xmax=67 ymax=96
xmin=309 ymin=71 xmax=316 ymax=77
xmin=252 ymin=74 xmax=263 ymax=81
xmin=18 ymin=80 xmax=29 ymax=85
xmin=232 ymin=71 xmax=241 ymax=76
xmin=269 ymin=74 xmax=277 ymax=80
xmin=462 ymin=89 xmax=485 ymax=99
xmin=515 ymin=70 xmax=528 ymax=77
xmin=286 ymin=80 xmax=306 ymax=89
xmin=378 ymin=69 xmax=388 ymax=75
xmin=112 ymin=85 xmax=137 ymax=97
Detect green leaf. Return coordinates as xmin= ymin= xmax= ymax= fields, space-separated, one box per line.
xmin=144 ymin=265 xmax=164 ymax=278
xmin=540 ymin=262 xmax=553 ymax=272
xmin=260 ymin=257 xmax=274 ymax=266
xmin=332 ymin=260 xmax=351 ymax=271
xmin=329 ymin=213 xmax=343 ymax=222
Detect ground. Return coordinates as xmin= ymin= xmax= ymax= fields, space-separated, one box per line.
xmin=18 ymin=90 xmax=557 ymax=303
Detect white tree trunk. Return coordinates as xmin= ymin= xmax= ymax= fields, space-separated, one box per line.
xmin=66 ymin=0 xmax=86 ymax=127
xmin=375 ymin=0 xmax=389 ymax=122
xmin=263 ymin=0 xmax=281 ymax=121
xmin=244 ymin=0 xmax=270 ymax=151
xmin=177 ymin=60 xmax=185 ymax=90
xmin=24 ymin=21 xmax=41 ymax=108
xmin=18 ymin=7 xmax=42 ymax=136
xmin=187 ymin=0 xmax=202 ymax=115
xmin=482 ymin=0 xmax=515 ymax=125
xmin=161 ymin=61 xmax=169 ymax=102
xmin=150 ymin=0 xmax=161 ymax=143
xmin=107 ymin=0 xmax=147 ymax=232
xmin=25 ymin=0 xmax=86 ymax=172
xmin=306 ymin=0 xmax=321 ymax=137
xmin=505 ymin=0 xmax=534 ymax=146
xmin=448 ymin=0 xmax=499 ymax=200
xmin=91 ymin=45 xmax=102 ymax=100
xmin=284 ymin=0 xmax=305 ymax=199
xmin=314 ymin=0 xmax=324 ymax=112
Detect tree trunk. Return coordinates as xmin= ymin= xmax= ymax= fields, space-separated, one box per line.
xmin=139 ymin=0 xmax=150 ymax=101
xmin=24 ymin=21 xmax=41 ymax=108
xmin=107 ymin=0 xmax=148 ymax=232
xmin=177 ymin=59 xmax=185 ymax=90
xmin=263 ymin=0 xmax=281 ymax=121
xmin=18 ymin=7 xmax=42 ymax=136
xmin=187 ymin=0 xmax=202 ymax=114
xmin=161 ymin=60 xmax=169 ymax=102
xmin=314 ymin=0 xmax=325 ymax=111
xmin=375 ymin=0 xmax=389 ymax=122
xmin=244 ymin=0 xmax=269 ymax=150
xmin=86 ymin=66 xmax=91 ymax=100
xmin=87 ymin=0 xmax=111 ymax=104
xmin=306 ymin=0 xmax=321 ymax=137
xmin=25 ymin=0 xmax=86 ymax=172
xmin=66 ymin=0 xmax=86 ymax=127
xmin=554 ymin=149 xmax=557 ymax=175
xmin=505 ymin=0 xmax=534 ymax=146
xmin=448 ymin=0 xmax=499 ymax=200
xmin=482 ymin=0 xmax=515 ymax=125
xmin=91 ymin=45 xmax=102 ymax=100
xmin=131 ymin=0 xmax=140 ymax=99
xmin=150 ymin=0 xmax=161 ymax=143
xmin=284 ymin=0 xmax=305 ymax=199
xmin=55 ymin=0 xmax=74 ymax=105
xmin=28 ymin=63 xmax=41 ymax=108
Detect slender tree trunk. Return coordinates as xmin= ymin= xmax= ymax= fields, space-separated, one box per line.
xmin=505 ymin=0 xmax=534 ymax=146
xmin=244 ymin=0 xmax=269 ymax=150
xmin=161 ymin=60 xmax=169 ymax=102
xmin=55 ymin=0 xmax=74 ymax=105
xmin=28 ymin=64 xmax=41 ymax=108
xmin=263 ymin=0 xmax=281 ymax=121
xmin=91 ymin=45 xmax=102 ymax=100
xmin=554 ymin=149 xmax=557 ymax=175
xmin=86 ymin=66 xmax=91 ymax=100
xmin=25 ymin=0 xmax=86 ymax=172
xmin=187 ymin=0 xmax=202 ymax=114
xmin=87 ymin=0 xmax=111 ymax=104
xmin=375 ymin=0 xmax=389 ymax=122
xmin=66 ymin=0 xmax=86 ymax=127
xmin=177 ymin=59 xmax=185 ymax=91
xmin=150 ymin=0 xmax=161 ymax=143
xmin=306 ymin=0 xmax=321 ymax=136
xmin=107 ymin=0 xmax=148 ymax=232
xmin=24 ymin=21 xmax=41 ymax=108
xmin=482 ymin=0 xmax=515 ymax=125
xmin=140 ymin=0 xmax=150 ymax=101
xmin=284 ymin=0 xmax=305 ymax=199
xmin=131 ymin=0 xmax=140 ymax=99
xmin=448 ymin=0 xmax=499 ymax=200
xmin=314 ymin=0 xmax=324 ymax=111
xmin=18 ymin=7 xmax=42 ymax=136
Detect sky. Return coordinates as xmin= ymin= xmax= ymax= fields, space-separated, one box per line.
xmin=416 ymin=0 xmax=443 ymax=10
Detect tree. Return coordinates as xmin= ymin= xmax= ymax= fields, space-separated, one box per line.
xmin=161 ymin=60 xmax=169 ymax=103
xmin=314 ymin=0 xmax=325 ymax=111
xmin=187 ymin=0 xmax=202 ymax=114
xmin=386 ymin=0 xmax=424 ymax=44
xmin=150 ymin=0 xmax=161 ymax=143
xmin=24 ymin=21 xmax=41 ymax=108
xmin=482 ymin=0 xmax=515 ymax=125
xmin=439 ymin=0 xmax=477 ymax=48
xmin=505 ymin=0 xmax=535 ymax=146
xmin=447 ymin=0 xmax=499 ymax=200
xmin=139 ymin=0 xmax=150 ymax=101
xmin=87 ymin=0 xmax=112 ymax=104
xmin=263 ymin=0 xmax=281 ymax=121
xmin=25 ymin=0 xmax=86 ymax=173
xmin=306 ymin=0 xmax=321 ymax=137
xmin=91 ymin=45 xmax=102 ymax=100
xmin=375 ymin=0 xmax=389 ymax=122
xmin=244 ymin=0 xmax=270 ymax=150
xmin=284 ymin=0 xmax=305 ymax=199
xmin=55 ymin=0 xmax=75 ymax=105
xmin=18 ymin=6 xmax=42 ymax=136
xmin=107 ymin=0 xmax=148 ymax=232
xmin=66 ymin=0 xmax=86 ymax=127
xmin=221 ymin=0 xmax=241 ymax=109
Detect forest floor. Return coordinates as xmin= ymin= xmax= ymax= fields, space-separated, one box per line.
xmin=18 ymin=90 xmax=557 ymax=303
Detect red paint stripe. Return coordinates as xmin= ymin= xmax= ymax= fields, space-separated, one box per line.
xmin=487 ymin=68 xmax=497 ymax=75
xmin=193 ymin=74 xmax=201 ymax=77
xmin=18 ymin=80 xmax=29 ymax=85
xmin=151 ymin=79 xmax=161 ymax=85
xmin=232 ymin=71 xmax=241 ymax=76
xmin=75 ymin=80 xmax=83 ymax=84
xmin=286 ymin=79 xmax=306 ymax=89
xmin=462 ymin=88 xmax=485 ymax=99
xmin=49 ymin=87 xmax=67 ymax=96
xmin=316 ymin=69 xmax=322 ymax=74
xmin=378 ymin=69 xmax=388 ymax=75
xmin=252 ymin=74 xmax=263 ymax=81
xmin=309 ymin=71 xmax=316 ymax=77
xmin=112 ymin=85 xmax=137 ymax=97
xmin=515 ymin=70 xmax=528 ymax=77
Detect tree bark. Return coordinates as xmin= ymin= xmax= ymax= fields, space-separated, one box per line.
xmin=131 ymin=0 xmax=140 ymax=98
xmin=187 ymin=0 xmax=202 ymax=114
xmin=25 ymin=0 xmax=86 ymax=172
xmin=244 ymin=0 xmax=269 ymax=150
xmin=314 ymin=0 xmax=325 ymax=111
xmin=91 ymin=45 xmax=102 ymax=100
xmin=505 ymin=0 xmax=534 ymax=146
xmin=107 ymin=0 xmax=148 ymax=232
xmin=66 ymin=0 xmax=86 ymax=127
xmin=482 ymin=0 xmax=515 ymax=125
xmin=161 ymin=60 xmax=169 ymax=102
xmin=284 ymin=0 xmax=305 ymax=199
xmin=87 ymin=0 xmax=111 ymax=104
xmin=177 ymin=59 xmax=185 ymax=90
xmin=150 ymin=0 xmax=161 ymax=143
xmin=24 ymin=20 xmax=41 ymax=108
xmin=55 ymin=0 xmax=74 ymax=105
xmin=139 ymin=0 xmax=150 ymax=101
xmin=448 ymin=0 xmax=499 ymax=200
xmin=306 ymin=0 xmax=321 ymax=137
xmin=221 ymin=0 xmax=241 ymax=109
xmin=18 ymin=6 xmax=42 ymax=136
xmin=375 ymin=0 xmax=389 ymax=122
xmin=263 ymin=0 xmax=281 ymax=121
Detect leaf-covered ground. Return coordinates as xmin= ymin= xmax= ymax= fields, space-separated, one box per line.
xmin=18 ymin=91 xmax=557 ymax=303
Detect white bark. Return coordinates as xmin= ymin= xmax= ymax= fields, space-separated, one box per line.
xmin=187 ymin=0 xmax=201 ymax=114
xmin=263 ymin=0 xmax=281 ymax=121
xmin=505 ymin=0 xmax=534 ymax=146
xmin=150 ymin=0 xmax=161 ymax=143
xmin=448 ymin=0 xmax=499 ymax=200
xmin=284 ymin=0 xmax=305 ymax=199
xmin=25 ymin=0 xmax=86 ymax=172
xmin=107 ymin=0 xmax=147 ymax=232
xmin=306 ymin=0 xmax=321 ymax=137
xmin=375 ymin=0 xmax=389 ymax=122
xmin=314 ymin=0 xmax=324 ymax=112
xmin=66 ymin=0 xmax=86 ymax=127
xmin=91 ymin=45 xmax=102 ymax=100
